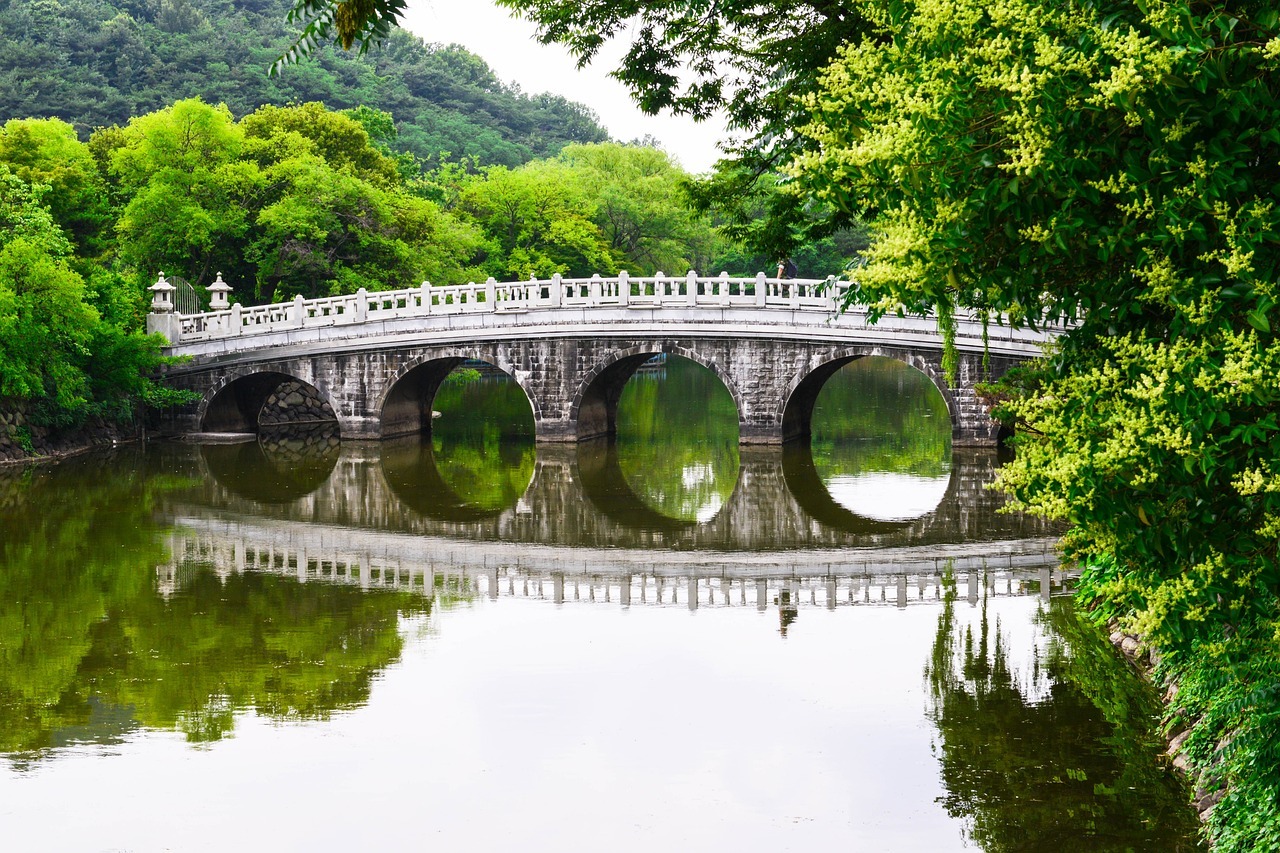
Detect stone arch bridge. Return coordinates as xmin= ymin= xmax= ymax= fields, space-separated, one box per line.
xmin=149 ymin=272 xmax=1058 ymax=445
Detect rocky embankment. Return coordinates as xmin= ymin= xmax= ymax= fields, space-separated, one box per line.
xmin=1109 ymin=623 xmax=1226 ymax=826
xmin=0 ymin=408 xmax=139 ymax=465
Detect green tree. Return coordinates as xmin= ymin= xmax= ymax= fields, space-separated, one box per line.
xmin=493 ymin=0 xmax=872 ymax=261
xmin=110 ymin=98 xmax=253 ymax=288
xmin=0 ymin=117 xmax=110 ymax=253
xmin=242 ymin=101 xmax=400 ymax=186
xmin=0 ymin=167 xmax=97 ymax=423
xmin=459 ymin=160 xmax=612 ymax=278
xmin=559 ymin=142 xmax=717 ymax=274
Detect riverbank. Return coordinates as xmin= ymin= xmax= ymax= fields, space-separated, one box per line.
xmin=0 ymin=409 xmax=140 ymax=466
xmin=1107 ymin=618 xmax=1280 ymax=850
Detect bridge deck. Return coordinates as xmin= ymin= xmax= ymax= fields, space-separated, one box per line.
xmin=153 ymin=273 xmax=1058 ymax=365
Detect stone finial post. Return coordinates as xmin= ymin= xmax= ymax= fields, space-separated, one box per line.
xmin=146 ymin=272 xmax=181 ymax=343
xmin=206 ymin=272 xmax=233 ymax=311
xmin=755 ymin=272 xmax=768 ymax=306
xmin=686 ymin=270 xmax=698 ymax=306
xmin=149 ymin=272 xmax=175 ymax=313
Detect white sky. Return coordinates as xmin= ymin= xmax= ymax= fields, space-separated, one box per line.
xmin=400 ymin=1 xmax=729 ymax=174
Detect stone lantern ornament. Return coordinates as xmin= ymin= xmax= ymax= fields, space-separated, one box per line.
xmin=149 ymin=271 xmax=175 ymax=313
xmin=207 ymin=272 xmax=233 ymax=311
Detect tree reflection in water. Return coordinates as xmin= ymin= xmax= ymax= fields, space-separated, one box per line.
xmin=926 ymin=576 xmax=1203 ymax=850
xmin=0 ymin=452 xmax=427 ymax=763
xmin=615 ymin=356 xmax=740 ymax=522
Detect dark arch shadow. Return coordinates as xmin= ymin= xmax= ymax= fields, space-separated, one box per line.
xmin=576 ymin=352 xmax=657 ymax=441
xmin=575 ymin=438 xmax=699 ymax=533
xmin=381 ymin=358 xmax=465 ymax=439
xmin=201 ymin=372 xmax=337 ymax=434
xmin=379 ymin=435 xmax=526 ymax=523
xmin=781 ymin=353 xmax=958 ymax=444
xmin=780 ymin=443 xmax=932 ymax=535
xmin=201 ymin=422 xmax=341 ymax=504
xmin=381 ymin=357 xmax=536 ymax=439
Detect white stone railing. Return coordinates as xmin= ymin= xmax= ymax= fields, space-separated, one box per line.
xmin=163 ymin=272 xmax=842 ymax=344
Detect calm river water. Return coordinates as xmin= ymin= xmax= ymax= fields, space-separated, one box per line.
xmin=0 ymin=357 xmax=1202 ymax=850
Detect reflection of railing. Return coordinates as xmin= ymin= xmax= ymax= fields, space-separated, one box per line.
xmin=157 ymin=272 xmax=1063 ymax=354
xmin=161 ymin=515 xmax=1073 ymax=609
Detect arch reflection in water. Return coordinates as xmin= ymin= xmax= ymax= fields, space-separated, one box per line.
xmin=613 ymin=355 xmax=740 ymax=523
xmin=199 ymin=421 xmax=341 ymax=504
xmin=810 ymin=357 xmax=953 ymax=522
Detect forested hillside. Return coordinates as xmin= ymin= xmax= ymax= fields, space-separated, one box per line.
xmin=0 ymin=0 xmax=608 ymax=167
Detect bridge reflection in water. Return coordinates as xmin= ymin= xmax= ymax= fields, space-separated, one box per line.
xmin=172 ymin=436 xmax=1053 ymax=551
xmin=158 ymin=415 xmax=1066 ymax=634
xmin=161 ymin=516 xmax=1071 ymax=627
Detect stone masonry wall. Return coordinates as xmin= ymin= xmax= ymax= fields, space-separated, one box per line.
xmin=159 ymin=335 xmax=1029 ymax=445
xmin=257 ymin=380 xmax=338 ymax=427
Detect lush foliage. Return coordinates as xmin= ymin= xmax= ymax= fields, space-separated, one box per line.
xmin=494 ymin=0 xmax=875 ymax=262
xmin=0 ymin=157 xmax=182 ymax=427
xmin=778 ymin=0 xmax=1280 ymax=847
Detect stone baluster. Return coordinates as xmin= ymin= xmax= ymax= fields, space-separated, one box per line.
xmin=485 ymin=276 xmax=496 ymax=306
xmin=719 ymin=271 xmax=731 ymax=306
xmin=355 ymin=287 xmax=368 ymax=323
xmin=292 ymin=294 xmax=306 ymax=328
xmin=420 ymin=281 xmax=432 ymax=315
xmin=755 ymin=271 xmax=767 ymax=306
xmin=620 ymin=270 xmax=632 ymax=306
xmin=551 ymin=273 xmax=563 ymax=307
xmin=686 ymin=270 xmax=698 ymax=305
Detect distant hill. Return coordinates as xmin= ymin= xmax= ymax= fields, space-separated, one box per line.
xmin=0 ymin=0 xmax=610 ymax=167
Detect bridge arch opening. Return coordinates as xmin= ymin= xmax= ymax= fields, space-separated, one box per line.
xmin=381 ymin=358 xmax=535 ymax=440
xmin=201 ymin=371 xmax=338 ymax=434
xmin=785 ymin=356 xmax=953 ymax=522
xmin=577 ymin=352 xmax=741 ymax=524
